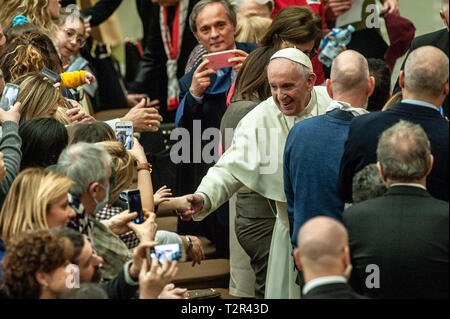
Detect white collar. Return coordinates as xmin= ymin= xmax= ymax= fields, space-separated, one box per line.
xmin=326 ymin=100 xmax=369 ymax=117
xmin=303 ymin=276 xmax=347 ymax=295
xmin=390 ymin=183 xmax=427 ymax=190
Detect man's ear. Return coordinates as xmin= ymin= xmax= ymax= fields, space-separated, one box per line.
xmin=377 ymin=161 xmax=387 ymax=183
xmin=443 ymin=81 xmax=449 ymax=96
xmin=399 ymin=70 xmax=405 ymax=89
xmin=426 ymin=154 xmax=434 ymax=176
xmin=88 ymin=182 xmax=100 ymax=199
xmin=326 ymin=79 xmax=334 ymax=98
xmin=193 ymin=31 xmax=200 ymax=43
xmin=367 ymin=75 xmax=375 ymax=98
xmin=293 ymin=248 xmax=303 ymax=271
xmin=307 ymin=73 xmax=317 ymax=92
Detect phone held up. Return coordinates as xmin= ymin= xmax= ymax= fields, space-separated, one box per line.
xmin=202 ymin=49 xmax=237 ymax=69
xmin=147 ymin=243 xmax=183 ymax=265
xmin=115 ymin=121 xmax=133 ymax=150
xmin=40 ymin=67 xmax=61 ymax=83
xmin=124 ymin=189 xmax=145 ymax=224
xmin=0 ymin=83 xmax=20 ymax=111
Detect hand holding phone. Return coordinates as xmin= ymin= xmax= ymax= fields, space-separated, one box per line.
xmin=40 ymin=67 xmax=61 ymax=83
xmin=203 ymin=49 xmax=238 ymax=69
xmin=149 ymin=243 xmax=183 ymax=264
xmin=0 ymin=84 xmax=20 ymax=111
xmin=126 ymin=189 xmax=144 ymax=224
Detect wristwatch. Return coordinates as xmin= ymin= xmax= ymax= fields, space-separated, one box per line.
xmin=186 ymin=236 xmax=193 ymax=251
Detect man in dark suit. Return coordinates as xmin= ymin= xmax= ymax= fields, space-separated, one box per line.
xmin=393 ymin=0 xmax=449 ymax=116
xmin=337 ymin=45 xmax=449 ymax=203
xmin=293 ymin=216 xmax=366 ymax=299
xmin=343 ymin=120 xmax=449 ymax=299
xmin=173 ymin=0 xmax=256 ymax=258
xmin=130 ymin=0 xmax=200 ymax=123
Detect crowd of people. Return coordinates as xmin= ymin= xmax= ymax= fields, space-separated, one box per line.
xmin=0 ymin=0 xmax=448 ymax=300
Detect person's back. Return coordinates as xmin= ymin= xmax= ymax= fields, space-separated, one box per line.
xmin=344 ymin=193 xmax=449 ymax=298
xmin=344 ymin=120 xmax=449 ymax=298
xmin=338 ymin=46 xmax=450 ymax=203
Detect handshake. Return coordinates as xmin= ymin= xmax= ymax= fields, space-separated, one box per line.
xmin=174 ymin=194 xmax=206 ymax=221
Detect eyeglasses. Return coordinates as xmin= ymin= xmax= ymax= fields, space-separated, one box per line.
xmin=64 ymin=28 xmax=86 ymax=48
xmin=281 ymin=40 xmax=318 ymax=59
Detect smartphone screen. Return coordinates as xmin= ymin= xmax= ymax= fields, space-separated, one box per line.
xmin=115 ymin=121 xmax=133 ymax=150
xmin=150 ymin=244 xmax=182 ymax=264
xmin=127 ymin=189 xmax=144 ymax=224
xmin=40 ymin=67 xmax=61 ymax=83
xmin=0 ymin=83 xmax=20 ymax=111
xmin=66 ymin=57 xmax=89 ymax=72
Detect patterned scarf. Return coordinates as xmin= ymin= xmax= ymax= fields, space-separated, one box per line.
xmin=160 ymin=0 xmax=189 ymax=111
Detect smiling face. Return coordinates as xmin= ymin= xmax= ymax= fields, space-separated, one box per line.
xmin=47 ymin=0 xmax=62 ymax=19
xmin=47 ymin=193 xmax=76 ymax=228
xmin=194 ymin=2 xmax=236 ymax=53
xmin=268 ymin=58 xmax=314 ymax=116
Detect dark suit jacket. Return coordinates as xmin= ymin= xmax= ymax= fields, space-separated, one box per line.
xmin=130 ymin=0 xmax=200 ymax=122
xmin=343 ymin=186 xmax=449 ymax=299
xmin=303 ymin=282 xmax=368 ymax=299
xmin=393 ymin=28 xmax=449 ymax=116
xmin=337 ymin=102 xmax=449 ymax=203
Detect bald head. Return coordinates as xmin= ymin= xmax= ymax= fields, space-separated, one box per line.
xmin=404 ymin=46 xmax=449 ymax=98
xmin=330 ymin=50 xmax=370 ymax=95
xmin=297 ymin=216 xmax=348 ymax=274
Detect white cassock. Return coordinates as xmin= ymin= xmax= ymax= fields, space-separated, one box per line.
xmin=194 ymin=86 xmax=331 ymax=299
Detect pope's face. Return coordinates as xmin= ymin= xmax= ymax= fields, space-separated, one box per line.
xmin=194 ymin=2 xmax=236 ymax=53
xmin=268 ymin=58 xmax=314 ymax=116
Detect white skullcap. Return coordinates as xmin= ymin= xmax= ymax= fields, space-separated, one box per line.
xmin=270 ymin=48 xmax=313 ymax=71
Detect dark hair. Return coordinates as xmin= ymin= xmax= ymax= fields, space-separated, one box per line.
xmin=233 ymin=46 xmax=277 ymax=101
xmin=52 ymin=227 xmax=85 ymax=263
xmin=260 ymin=6 xmax=323 ymax=50
xmin=1 ymin=229 xmax=73 ymax=299
xmin=0 ymin=31 xmax=63 ymax=83
xmin=58 ymin=283 xmax=108 ymax=299
xmin=19 ymin=117 xmax=68 ymax=171
xmin=367 ymin=58 xmax=391 ymax=112
xmin=68 ymin=121 xmax=116 ymax=144
xmin=352 ymin=164 xmax=386 ymax=203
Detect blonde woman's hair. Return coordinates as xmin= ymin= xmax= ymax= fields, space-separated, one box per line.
xmin=13 ymin=73 xmax=64 ymax=123
xmin=0 ymin=0 xmax=59 ymax=41
xmin=0 ymin=168 xmax=74 ymax=243
xmin=96 ymin=141 xmax=134 ymax=203
xmin=235 ymin=15 xmax=273 ymax=44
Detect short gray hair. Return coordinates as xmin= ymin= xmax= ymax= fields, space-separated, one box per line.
xmin=55 ymin=142 xmax=112 ymax=197
xmin=404 ymin=46 xmax=449 ymax=98
xmin=377 ymin=120 xmax=431 ymax=181
xmin=352 ymin=164 xmax=386 ymax=203
xmin=189 ymin=0 xmax=237 ymax=34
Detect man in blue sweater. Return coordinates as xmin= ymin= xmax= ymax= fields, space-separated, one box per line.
xmin=284 ymin=50 xmax=374 ymax=251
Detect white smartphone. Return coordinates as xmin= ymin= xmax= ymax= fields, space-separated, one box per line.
xmin=115 ymin=121 xmax=133 ymax=150
xmin=0 ymin=83 xmax=20 ymax=111
xmin=150 ymin=243 xmax=183 ymax=264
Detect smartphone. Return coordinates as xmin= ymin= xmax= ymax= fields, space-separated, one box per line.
xmin=126 ymin=189 xmax=144 ymax=224
xmin=203 ymin=49 xmax=237 ymax=69
xmin=40 ymin=67 xmax=61 ymax=83
xmin=149 ymin=243 xmax=183 ymax=264
xmin=0 ymin=83 xmax=20 ymax=111
xmin=66 ymin=57 xmax=89 ymax=72
xmin=115 ymin=121 xmax=133 ymax=150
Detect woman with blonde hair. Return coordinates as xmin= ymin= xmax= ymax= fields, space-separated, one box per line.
xmin=12 ymin=73 xmax=70 ymax=123
xmin=235 ymin=15 xmax=273 ymax=44
xmin=0 ymin=0 xmax=61 ymax=41
xmin=0 ymin=167 xmax=75 ymax=243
